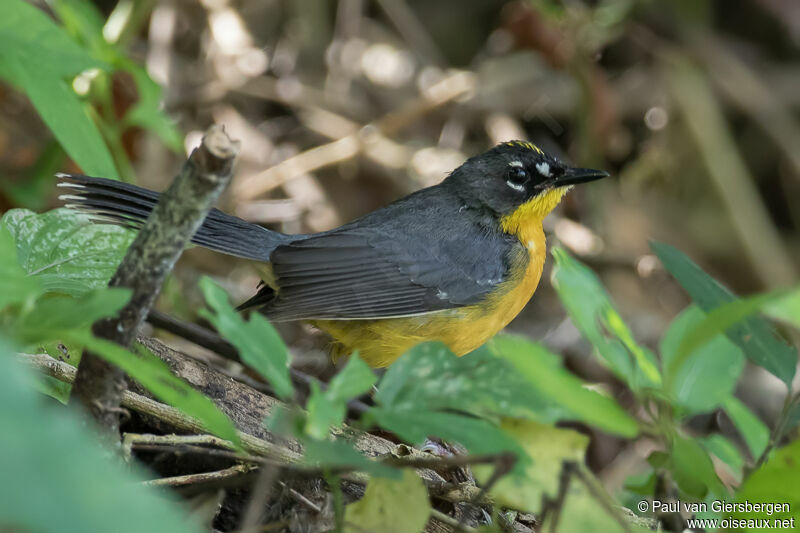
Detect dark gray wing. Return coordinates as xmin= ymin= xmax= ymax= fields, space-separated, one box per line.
xmin=261 ymin=186 xmax=522 ymax=321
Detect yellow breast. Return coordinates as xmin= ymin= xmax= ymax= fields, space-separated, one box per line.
xmin=316 ymin=188 xmax=567 ymax=367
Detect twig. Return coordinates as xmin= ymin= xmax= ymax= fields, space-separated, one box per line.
xmin=148 ymin=309 xmax=239 ymax=360
xmin=748 ymin=389 xmax=800 ymax=475
xmin=143 ymin=463 xmax=255 ymax=488
xmin=70 ymin=125 xmax=239 ymax=437
xmin=278 ymin=481 xmax=322 ymax=513
xmin=573 ymin=466 xmax=633 ymax=533
xmin=545 ymin=461 xmax=575 ymax=533
xmin=386 ymin=452 xmax=516 ymax=471
xmin=454 ymin=451 xmax=517 ymax=532
xmin=430 ymin=509 xmax=477 ymax=533
xmin=122 ymin=432 xmax=237 ymax=460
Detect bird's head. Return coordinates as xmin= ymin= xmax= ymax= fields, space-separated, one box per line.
xmin=446 ymin=140 xmax=609 ymax=221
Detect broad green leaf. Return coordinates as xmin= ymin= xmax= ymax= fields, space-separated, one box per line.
xmin=368 ymin=408 xmax=528 ymax=471
xmin=0 ymin=0 xmax=117 ymax=178
xmin=671 ymin=292 xmax=791 ymax=383
xmin=344 ymin=469 xmax=430 ymax=533
xmin=14 ymin=289 xmax=130 ymax=339
xmin=2 ymin=208 xmax=134 ymax=296
xmin=301 ymin=437 xmax=399 ymax=479
xmin=551 ymin=247 xmax=661 ymax=391
xmin=660 ymin=306 xmax=744 ymax=414
xmin=375 ymin=341 xmax=555 ymax=421
xmin=0 ymin=225 xmax=42 ymax=309
xmin=474 ymin=420 xmax=588 ymax=514
xmin=60 ymin=331 xmax=241 ymax=447
xmin=198 ymin=277 xmax=293 ymax=400
xmin=0 ymin=0 xmax=102 ymax=77
xmin=670 ymin=435 xmax=727 ymax=499
xmin=488 ymin=335 xmax=639 ymax=437
xmin=651 ymin=241 xmax=796 ymax=386
xmin=723 ymin=396 xmax=769 ymax=459
xmin=730 ymin=438 xmax=800 ymax=526
xmin=0 ymin=338 xmax=202 ymax=533
xmin=306 ymin=356 xmax=375 ymax=439
xmin=699 ymin=434 xmax=744 ymax=479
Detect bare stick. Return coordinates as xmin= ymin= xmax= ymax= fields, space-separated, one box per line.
xmin=71 ymin=125 xmax=240 ymax=437
xmin=143 ymin=464 xmax=255 ymax=488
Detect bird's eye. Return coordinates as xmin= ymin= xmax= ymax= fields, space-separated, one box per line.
xmin=505 ymin=164 xmax=528 ymax=192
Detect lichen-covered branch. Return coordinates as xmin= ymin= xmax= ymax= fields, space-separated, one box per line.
xmin=70 ymin=125 xmax=240 ymax=436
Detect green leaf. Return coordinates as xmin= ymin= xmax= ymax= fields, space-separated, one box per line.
xmin=551 ymin=247 xmax=661 ymax=391
xmin=474 ymin=420 xmax=588 ymax=514
xmin=368 ymin=408 xmax=527 ymax=468
xmin=198 ymin=277 xmax=293 ymax=400
xmin=375 ymin=341 xmax=555 ymax=421
xmin=344 ymin=469 xmax=430 ymax=533
xmin=730 ymin=438 xmax=800 ymax=526
xmin=723 ymin=396 xmax=769 ymax=459
xmin=61 ymin=331 xmax=241 ymax=447
xmin=306 ymin=356 xmax=376 ymax=439
xmin=699 ymin=434 xmax=744 ymax=479
xmin=14 ymin=289 xmax=130 ymax=340
xmin=488 ymin=335 xmax=639 ymax=437
xmin=650 ymin=241 xmax=796 ymax=386
xmin=0 ymin=0 xmax=117 ymax=178
xmin=670 ymin=435 xmax=727 ymax=499
xmin=0 ymin=225 xmax=42 ymax=310
xmin=542 ymin=484 xmax=639 ymax=533
xmin=122 ymin=66 xmax=183 ymax=152
xmin=0 ymin=338 xmax=203 ymax=533
xmin=2 ymin=208 xmax=134 ymax=296
xmin=660 ymin=306 xmax=744 ymax=414
xmin=764 ymin=288 xmax=800 ymax=329
xmin=301 ymin=437 xmax=399 ymax=479
xmin=51 ymin=0 xmax=119 ymax=64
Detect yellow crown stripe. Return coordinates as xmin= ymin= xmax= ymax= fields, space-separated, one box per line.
xmin=502 ymin=140 xmax=543 ymax=155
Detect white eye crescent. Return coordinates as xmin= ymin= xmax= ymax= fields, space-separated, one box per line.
xmin=506 ymin=180 xmax=526 ymax=192
xmin=536 ymin=162 xmax=552 ymax=177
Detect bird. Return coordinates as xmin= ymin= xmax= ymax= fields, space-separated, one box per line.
xmin=57 ymin=141 xmax=608 ymax=367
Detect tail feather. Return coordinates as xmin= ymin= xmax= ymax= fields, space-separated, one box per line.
xmin=57 ymin=173 xmax=286 ymax=261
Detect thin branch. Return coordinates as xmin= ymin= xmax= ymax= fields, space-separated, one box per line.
xmin=278 ymin=481 xmax=323 ymax=513
xmin=70 ymin=125 xmax=240 ymax=437
xmin=573 ymin=466 xmax=633 ymax=533
xmin=749 ymin=388 xmax=800 ymax=475
xmin=430 ymin=509 xmax=477 ymax=533
xmin=143 ymin=463 xmax=255 ymax=488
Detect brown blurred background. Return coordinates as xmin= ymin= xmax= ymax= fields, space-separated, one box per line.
xmin=1 ymin=0 xmax=798 ymax=489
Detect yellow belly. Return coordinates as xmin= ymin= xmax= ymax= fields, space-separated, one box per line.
xmin=315 ymin=225 xmax=547 ymax=367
